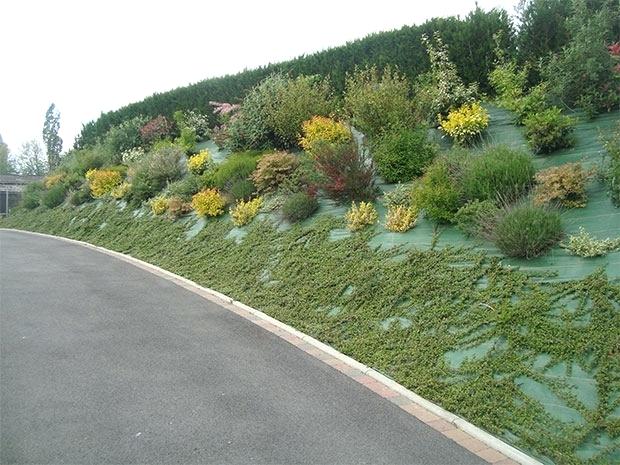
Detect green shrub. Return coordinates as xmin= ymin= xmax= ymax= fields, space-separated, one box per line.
xmin=602 ymin=122 xmax=620 ymax=206
xmin=524 ymin=107 xmax=575 ymax=154
xmin=372 ymin=127 xmax=436 ymax=183
xmin=251 ymin=152 xmax=299 ymax=193
xmin=129 ymin=145 xmax=184 ymax=204
xmin=282 ymin=192 xmax=319 ymax=222
xmin=461 ymin=146 xmax=535 ymax=202
xmin=63 ymin=145 xmax=110 ymax=175
xmin=210 ymin=152 xmax=259 ymax=191
xmin=488 ymin=61 xmax=527 ymax=107
xmin=412 ymin=159 xmax=460 ymax=223
xmin=344 ymin=65 xmax=414 ymax=139
xmin=455 ymin=199 xmax=499 ymax=237
xmin=512 ymin=83 xmax=549 ymax=125
xmin=69 ymin=183 xmax=92 ymax=206
xmin=101 ymin=116 xmax=148 ymax=163
xmin=382 ymin=183 xmax=415 ymax=208
xmin=230 ymin=179 xmax=256 ymax=202
xmin=493 ymin=204 xmax=563 ymax=258
xmin=41 ymin=183 xmax=68 ymax=208
xmin=21 ymin=182 xmax=45 ymax=209
xmin=312 ymin=141 xmax=377 ymax=202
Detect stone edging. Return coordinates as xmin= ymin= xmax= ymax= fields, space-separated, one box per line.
xmin=2 ymin=228 xmax=542 ymax=465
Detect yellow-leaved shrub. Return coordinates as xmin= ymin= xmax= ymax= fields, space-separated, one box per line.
xmin=385 ymin=205 xmax=419 ymax=232
xmin=191 ymin=188 xmax=225 ymax=217
xmin=85 ymin=169 xmax=122 ymax=198
xmin=110 ymin=181 xmax=131 ymax=199
xmin=44 ymin=173 xmax=65 ymax=189
xmin=299 ymin=116 xmax=352 ymax=154
xmin=230 ymin=197 xmax=262 ymax=226
xmin=345 ymin=201 xmax=378 ymax=231
xmin=187 ymin=150 xmax=211 ymax=175
xmin=440 ymin=102 xmax=489 ymax=146
xmin=150 ymin=196 xmax=169 ymax=215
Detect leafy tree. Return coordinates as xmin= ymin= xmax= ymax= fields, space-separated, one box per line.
xmin=0 ymin=134 xmax=17 ymax=175
xmin=16 ymin=140 xmax=47 ymax=175
xmin=42 ymin=103 xmax=63 ymax=170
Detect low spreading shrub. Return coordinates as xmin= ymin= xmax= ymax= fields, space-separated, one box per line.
xmin=150 ymin=196 xmax=168 ymax=215
xmin=460 ymin=146 xmax=535 ymax=202
xmin=312 ymin=141 xmax=376 ymax=202
xmin=345 ymin=201 xmax=378 ymax=231
xmin=251 ymin=152 xmax=299 ymax=193
xmin=191 ymin=189 xmax=225 ymax=217
xmin=561 ymin=227 xmax=620 ymax=257
xmin=439 ymin=102 xmax=490 ymax=146
xmin=85 ymin=169 xmax=122 ymax=198
xmin=455 ymin=199 xmax=499 ymax=237
xmin=166 ymin=196 xmax=192 ymax=219
xmin=412 ymin=159 xmax=460 ymax=223
xmin=230 ymin=197 xmax=263 ymax=226
xmin=371 ymin=127 xmax=437 ymax=183
xmin=282 ymin=192 xmax=319 ymax=223
xmin=41 ymin=183 xmax=67 ymax=208
xmin=230 ymin=179 xmax=256 ymax=202
xmin=385 ymin=205 xmax=418 ymax=232
xmin=534 ymin=163 xmax=591 ymax=208
xmin=187 ymin=150 xmax=211 ymax=175
xmin=299 ymin=116 xmax=352 ymax=155
xmin=492 ymin=203 xmax=563 ymax=258
xmin=524 ymin=108 xmax=575 ymax=154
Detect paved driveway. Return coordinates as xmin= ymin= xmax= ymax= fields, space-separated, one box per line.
xmin=0 ymin=230 xmax=485 ymax=464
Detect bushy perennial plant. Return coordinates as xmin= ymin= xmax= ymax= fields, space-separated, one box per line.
xmin=440 ymin=102 xmax=490 ymax=146
xmin=533 ymin=163 xmax=591 ymax=208
xmin=187 ymin=150 xmax=211 ymax=175
xmin=385 ymin=205 xmax=418 ymax=232
xmin=345 ymin=201 xmax=378 ymax=231
xmin=561 ymin=227 xmax=620 ymax=257
xmin=191 ymin=189 xmax=226 ymax=217
xmin=299 ymin=116 xmax=352 ymax=155
xmin=230 ymin=197 xmax=263 ymax=227
xmin=85 ymin=169 xmax=122 ymax=198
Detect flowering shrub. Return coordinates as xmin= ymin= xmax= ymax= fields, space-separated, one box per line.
xmin=191 ymin=189 xmax=225 ymax=217
xmin=187 ymin=150 xmax=211 ymax=175
xmin=110 ymin=181 xmax=131 ymax=199
xmin=44 ymin=173 xmax=65 ymax=189
xmin=313 ymin=141 xmax=376 ymax=202
xmin=440 ymin=102 xmax=490 ymax=146
xmin=561 ymin=227 xmax=620 ymax=257
xmin=150 ymin=196 xmax=168 ymax=215
xmin=251 ymin=152 xmax=299 ymax=193
xmin=85 ymin=169 xmax=122 ymax=198
xmin=299 ymin=116 xmax=352 ymax=155
xmin=524 ymin=107 xmax=575 ymax=154
xmin=230 ymin=197 xmax=262 ymax=226
xmin=140 ymin=116 xmax=173 ymax=145
xmin=533 ymin=163 xmax=591 ymax=208
xmin=345 ymin=201 xmax=378 ymax=231
xmin=385 ymin=205 xmax=418 ymax=232
xmin=121 ymin=146 xmax=146 ymax=164
xmin=174 ymin=110 xmax=211 ymax=140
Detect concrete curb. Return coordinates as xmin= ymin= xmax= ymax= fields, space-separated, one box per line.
xmin=1 ymin=228 xmax=542 ymax=465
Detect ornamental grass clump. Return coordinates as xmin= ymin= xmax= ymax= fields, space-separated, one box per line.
xmin=533 ymin=163 xmax=591 ymax=208
xmin=385 ymin=205 xmax=419 ymax=232
xmin=191 ymin=189 xmax=226 ymax=217
xmin=299 ymin=116 xmax=352 ymax=155
xmin=150 ymin=196 xmax=168 ymax=215
xmin=345 ymin=201 xmax=378 ymax=231
xmin=187 ymin=150 xmax=211 ymax=175
xmin=561 ymin=227 xmax=620 ymax=257
xmin=85 ymin=168 xmax=122 ymax=198
xmin=492 ymin=203 xmax=563 ymax=259
xmin=440 ymin=102 xmax=490 ymax=146
xmin=230 ymin=197 xmax=263 ymax=226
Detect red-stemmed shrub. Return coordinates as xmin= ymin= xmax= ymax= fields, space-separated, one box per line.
xmin=140 ymin=116 xmax=174 ymax=145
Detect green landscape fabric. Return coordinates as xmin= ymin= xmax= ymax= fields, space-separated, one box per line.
xmin=3 ymin=107 xmax=619 ymax=465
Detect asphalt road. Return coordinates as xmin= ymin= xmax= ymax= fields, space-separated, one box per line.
xmin=0 ymin=230 xmax=485 ymax=465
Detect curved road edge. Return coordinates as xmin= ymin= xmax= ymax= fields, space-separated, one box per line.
xmin=0 ymin=227 xmax=541 ymax=465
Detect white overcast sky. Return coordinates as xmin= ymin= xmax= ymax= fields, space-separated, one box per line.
xmin=0 ymin=0 xmax=518 ymax=154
